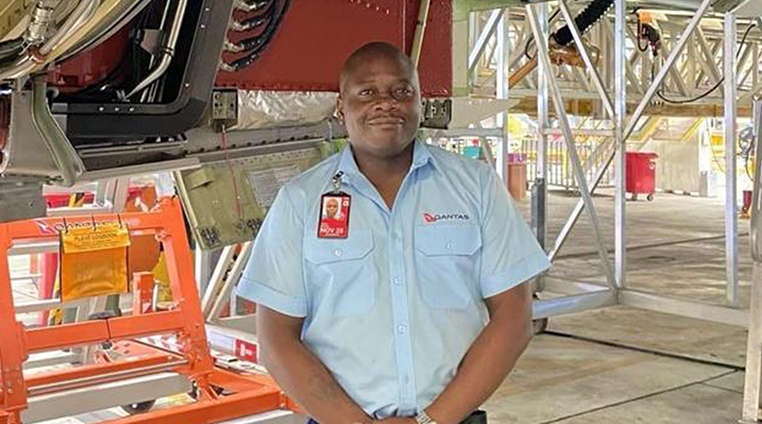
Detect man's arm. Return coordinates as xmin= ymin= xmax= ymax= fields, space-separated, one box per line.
xmin=423 ymin=281 xmax=533 ymax=424
xmin=257 ymin=306 xmax=374 ymax=424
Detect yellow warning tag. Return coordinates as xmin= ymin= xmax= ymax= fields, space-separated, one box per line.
xmin=60 ymin=222 xmax=131 ymax=301
xmin=62 ymin=223 xmax=131 ymax=254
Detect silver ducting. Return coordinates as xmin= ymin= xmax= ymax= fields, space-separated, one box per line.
xmin=232 ymin=91 xmax=338 ymax=131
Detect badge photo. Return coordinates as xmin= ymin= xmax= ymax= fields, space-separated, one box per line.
xmin=318 ymin=194 xmax=351 ymax=239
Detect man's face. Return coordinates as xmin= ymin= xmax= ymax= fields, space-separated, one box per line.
xmin=337 ymin=56 xmax=421 ymax=159
xmin=326 ymin=199 xmax=339 ymax=218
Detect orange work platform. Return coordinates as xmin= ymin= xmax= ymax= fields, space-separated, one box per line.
xmin=0 ymin=197 xmax=295 ymax=424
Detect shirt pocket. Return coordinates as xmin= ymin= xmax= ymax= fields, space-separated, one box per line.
xmin=414 ymin=224 xmax=482 ymax=310
xmin=304 ymin=229 xmax=376 ymax=317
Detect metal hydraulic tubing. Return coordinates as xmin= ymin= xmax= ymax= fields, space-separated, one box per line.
xmin=127 ymin=0 xmax=189 ymax=99
xmin=31 ymin=81 xmax=85 ymax=186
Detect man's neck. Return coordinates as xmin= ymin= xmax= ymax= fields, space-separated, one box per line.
xmin=351 ymin=142 xmax=415 ymax=208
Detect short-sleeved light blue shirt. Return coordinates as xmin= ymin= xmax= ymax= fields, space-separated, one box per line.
xmin=238 ymin=140 xmax=550 ymax=418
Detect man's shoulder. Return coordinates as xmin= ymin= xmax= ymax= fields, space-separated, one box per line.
xmin=281 ymin=152 xmax=340 ymax=199
xmin=427 ymin=143 xmax=494 ymax=180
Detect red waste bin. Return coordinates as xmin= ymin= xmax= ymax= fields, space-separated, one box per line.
xmin=626 ymin=152 xmax=658 ymax=201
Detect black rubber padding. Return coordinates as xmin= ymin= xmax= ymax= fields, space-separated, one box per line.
xmin=552 ymin=0 xmax=615 ymax=46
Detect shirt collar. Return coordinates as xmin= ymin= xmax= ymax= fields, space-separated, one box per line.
xmin=337 ymin=139 xmax=437 ymax=180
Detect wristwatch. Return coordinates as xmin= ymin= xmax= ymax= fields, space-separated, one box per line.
xmin=415 ymin=410 xmax=438 ymax=424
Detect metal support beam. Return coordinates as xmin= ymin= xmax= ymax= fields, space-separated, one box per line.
xmin=743 ymin=100 xmax=762 ymax=423
xmin=662 ymin=35 xmax=689 ymax=97
xmin=201 ymin=245 xmax=238 ymax=319
xmin=531 ymin=3 xmax=549 ymax=293
xmin=625 ymin=0 xmax=712 ymax=141
xmin=410 ymin=0 xmax=432 ymax=67
xmin=23 ymin=373 xmax=192 ymax=423
xmin=208 ymin=243 xmax=253 ymax=323
xmin=497 ymin=11 xmax=508 ymax=184
xmin=614 ymin=0 xmax=627 ymax=289
xmin=743 ymin=264 xmax=762 ymax=422
xmin=557 ymin=0 xmax=614 ymax=119
xmin=548 ymin=0 xmax=711 ymax=263
xmin=618 ymin=289 xmax=749 ymax=327
xmin=195 ymin=248 xmax=216 ymax=295
xmin=527 ymin=4 xmax=616 ymax=289
xmin=533 ymin=290 xmax=617 ymax=320
xmin=724 ymin=12 xmax=740 ymax=308
xmin=468 ymin=9 xmax=505 ymax=74
xmin=695 ymin=32 xmax=723 ymax=89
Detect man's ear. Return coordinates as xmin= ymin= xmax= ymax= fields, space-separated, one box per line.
xmin=335 ymin=97 xmax=345 ymax=123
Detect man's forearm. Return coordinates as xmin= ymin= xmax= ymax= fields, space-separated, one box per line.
xmin=425 ymin=286 xmax=533 ymax=424
xmin=261 ymin=335 xmax=372 ymax=424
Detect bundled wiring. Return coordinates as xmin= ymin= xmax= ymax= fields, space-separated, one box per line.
xmin=235 ymin=0 xmax=269 ymax=13
xmin=229 ymin=0 xmax=275 ymax=33
xmin=221 ymin=0 xmax=291 ymax=72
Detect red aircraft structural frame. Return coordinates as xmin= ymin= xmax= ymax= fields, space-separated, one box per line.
xmin=0 ymin=197 xmax=297 ymax=424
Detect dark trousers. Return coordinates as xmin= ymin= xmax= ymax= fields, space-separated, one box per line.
xmin=307 ymin=410 xmax=487 ymax=424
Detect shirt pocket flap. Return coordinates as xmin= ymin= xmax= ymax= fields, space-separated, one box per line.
xmin=415 ymin=224 xmax=482 ymax=256
xmin=305 ymin=230 xmax=374 ymax=264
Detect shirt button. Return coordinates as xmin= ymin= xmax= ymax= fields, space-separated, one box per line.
xmin=393 ymin=277 xmax=401 ymax=286
xmin=446 ymin=242 xmax=454 ymax=250
xmin=398 ymin=325 xmax=407 ymax=334
xmin=334 ymin=249 xmax=343 ymax=257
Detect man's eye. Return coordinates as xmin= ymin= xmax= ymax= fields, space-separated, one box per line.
xmin=396 ymin=87 xmax=414 ymax=96
xmin=359 ymin=89 xmax=374 ymax=96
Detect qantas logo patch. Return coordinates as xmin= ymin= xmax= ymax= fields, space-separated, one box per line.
xmin=422 ymin=212 xmax=470 ymax=223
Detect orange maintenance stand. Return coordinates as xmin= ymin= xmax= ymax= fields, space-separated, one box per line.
xmin=0 ymin=197 xmax=296 ymax=424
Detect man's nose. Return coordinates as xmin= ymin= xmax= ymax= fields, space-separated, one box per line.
xmin=373 ymin=92 xmax=399 ymax=110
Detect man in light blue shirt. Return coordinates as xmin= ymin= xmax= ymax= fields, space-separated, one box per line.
xmin=238 ymin=42 xmax=550 ymax=424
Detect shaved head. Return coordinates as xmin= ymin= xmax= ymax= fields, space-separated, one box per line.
xmin=336 ymin=41 xmax=422 ymax=162
xmin=339 ymin=42 xmax=419 ymax=95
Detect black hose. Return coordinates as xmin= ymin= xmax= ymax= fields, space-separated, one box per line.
xmin=656 ymin=22 xmax=757 ymax=104
xmin=552 ymin=0 xmax=615 ymax=46
xmin=0 ymin=38 xmax=24 ymax=59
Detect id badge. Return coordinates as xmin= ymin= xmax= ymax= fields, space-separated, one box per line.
xmin=318 ymin=192 xmax=351 ymax=239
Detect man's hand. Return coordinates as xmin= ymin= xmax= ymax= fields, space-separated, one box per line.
xmin=374 ymin=417 xmax=417 ymax=424
xmin=257 ymin=306 xmax=373 ymax=424
xmin=424 ymin=282 xmax=533 ymax=424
